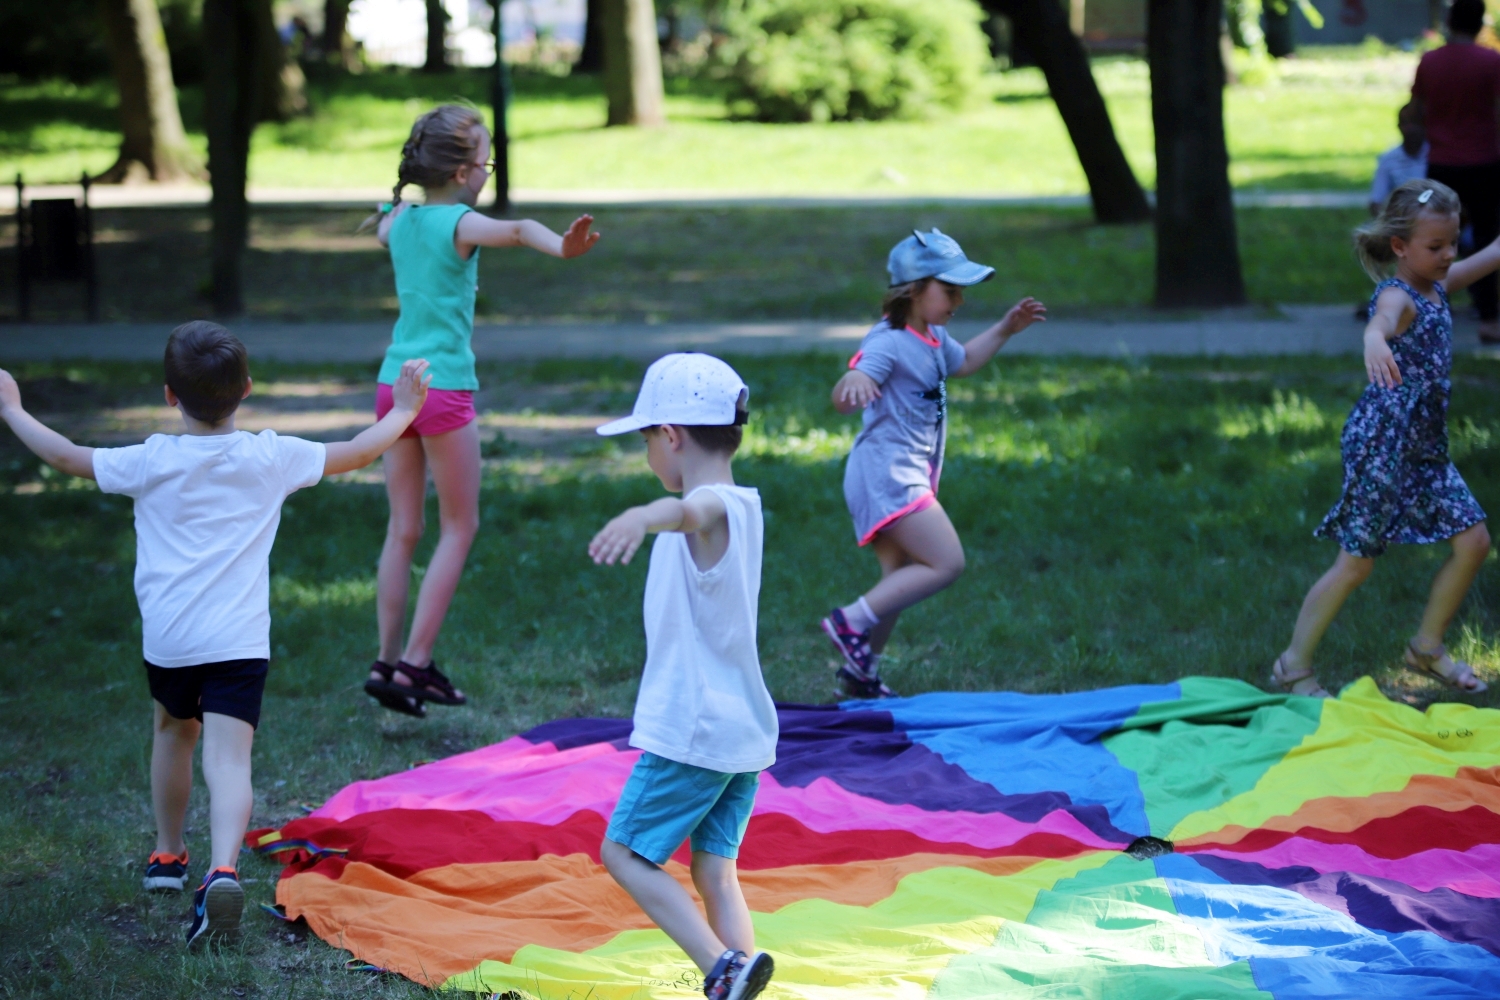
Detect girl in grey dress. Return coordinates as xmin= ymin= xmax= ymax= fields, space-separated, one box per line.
xmin=1273 ymin=180 xmax=1500 ymax=699
xmin=820 ymin=230 xmax=1046 ymax=698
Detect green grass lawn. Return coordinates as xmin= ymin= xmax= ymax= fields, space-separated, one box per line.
xmin=0 ymin=203 xmax=1374 ymax=323
xmin=1 ymin=47 xmax=1416 ymax=195
xmin=3 ymin=352 xmax=1499 ymax=996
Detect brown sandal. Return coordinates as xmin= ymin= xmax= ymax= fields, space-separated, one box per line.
xmin=1270 ymin=654 xmax=1331 ymax=699
xmin=1404 ymin=641 xmax=1489 ymax=694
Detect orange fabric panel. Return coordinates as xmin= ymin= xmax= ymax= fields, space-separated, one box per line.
xmin=1178 ymin=766 xmax=1500 ymax=848
xmin=277 ymin=851 xmax=1068 ymax=984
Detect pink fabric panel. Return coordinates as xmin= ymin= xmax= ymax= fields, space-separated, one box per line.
xmin=1194 ymin=840 xmax=1500 ymax=899
xmin=315 ymin=738 xmax=640 ymax=825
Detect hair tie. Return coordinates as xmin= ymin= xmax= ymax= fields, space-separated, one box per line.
xmin=1418 ymin=188 xmax=1433 ymax=204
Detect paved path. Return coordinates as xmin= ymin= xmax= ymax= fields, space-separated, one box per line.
xmin=4 ymin=306 xmax=1489 ymax=362
xmin=0 ymin=185 xmax=1367 ymax=213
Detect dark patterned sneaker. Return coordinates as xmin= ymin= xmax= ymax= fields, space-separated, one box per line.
xmin=820 ymin=607 xmax=875 ymax=676
xmin=703 ymin=950 xmax=774 ymax=1000
xmin=186 ymin=867 xmax=243 ymax=949
xmin=835 ymin=664 xmax=897 ymax=699
xmin=142 ymin=850 xmax=190 ymax=892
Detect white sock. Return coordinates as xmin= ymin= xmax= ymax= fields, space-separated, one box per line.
xmin=841 ymin=596 xmax=879 ymax=634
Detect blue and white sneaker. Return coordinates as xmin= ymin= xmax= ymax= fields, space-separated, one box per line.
xmin=703 ymin=950 xmax=774 ymax=1000
xmin=142 ymin=850 xmax=190 ymax=892
xmin=186 ymin=867 xmax=243 ymax=949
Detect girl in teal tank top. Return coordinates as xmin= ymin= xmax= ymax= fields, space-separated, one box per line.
xmin=361 ymin=104 xmax=600 ymax=717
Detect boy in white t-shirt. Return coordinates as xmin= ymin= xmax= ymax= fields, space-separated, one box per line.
xmin=587 ymin=354 xmax=777 ymax=1000
xmin=0 ymin=322 xmax=431 ymax=948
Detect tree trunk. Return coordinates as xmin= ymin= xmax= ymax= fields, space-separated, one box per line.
xmin=602 ymin=0 xmax=665 ymax=126
xmin=1147 ymin=0 xmax=1246 ymax=307
xmin=424 ymin=0 xmax=448 ymax=73
xmin=97 ymin=0 xmax=201 ymax=183
xmin=578 ymin=0 xmax=604 ymax=72
xmin=982 ymin=0 xmax=1151 ymax=223
xmin=203 ymin=0 xmax=268 ymax=315
xmin=1263 ymin=2 xmax=1295 ymax=57
xmin=322 ymin=0 xmax=355 ymax=69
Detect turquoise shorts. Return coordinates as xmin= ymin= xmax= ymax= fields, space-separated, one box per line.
xmin=605 ymin=752 xmax=760 ymax=865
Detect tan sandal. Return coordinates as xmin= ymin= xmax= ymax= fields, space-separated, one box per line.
xmin=1405 ymin=641 xmax=1489 ymax=694
xmin=1270 ymin=653 xmax=1331 ymax=698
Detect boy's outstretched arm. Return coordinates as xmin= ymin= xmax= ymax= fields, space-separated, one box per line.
xmin=323 ymin=360 xmax=432 ymax=475
xmin=456 ymin=213 xmax=600 ymax=258
xmin=0 ymin=369 xmax=95 ymax=480
xmin=1445 ymin=233 xmax=1500 ymax=294
xmin=588 ymin=490 xmax=727 ymax=566
xmin=954 ymin=297 xmax=1047 ymax=377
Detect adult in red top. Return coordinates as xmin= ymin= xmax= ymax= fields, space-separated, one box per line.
xmin=1412 ymin=0 xmax=1500 ymax=339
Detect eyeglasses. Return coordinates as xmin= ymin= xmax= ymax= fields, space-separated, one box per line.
xmin=475 ymin=157 xmax=497 ymax=173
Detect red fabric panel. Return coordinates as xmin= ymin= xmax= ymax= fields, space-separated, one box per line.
xmin=1189 ymin=804 xmax=1500 ymax=859
xmin=260 ymin=807 xmax=1097 ymax=881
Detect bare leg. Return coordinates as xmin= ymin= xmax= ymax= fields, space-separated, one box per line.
xmin=1414 ymin=522 xmax=1491 ymax=648
xmin=1278 ymin=550 xmax=1374 ymax=694
xmin=602 ymin=839 xmax=726 ymax=973
xmin=866 ymin=534 xmax=909 ymax=656
xmin=398 ymin=421 xmax=480 ymax=675
xmin=691 ymin=852 xmax=754 ymax=957
xmin=199 ymin=712 xmax=254 ymax=871
xmin=861 ymin=503 xmax=965 ymax=655
xmin=151 ymin=702 xmax=200 ymax=857
xmin=375 ymin=435 xmax=427 ymax=671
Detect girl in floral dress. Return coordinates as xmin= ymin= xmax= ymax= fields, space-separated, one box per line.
xmin=1272 ymin=179 xmax=1500 ymax=698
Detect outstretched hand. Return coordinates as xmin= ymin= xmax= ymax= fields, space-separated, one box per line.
xmin=589 ymin=509 xmax=648 ymax=565
xmin=0 ymin=368 xmax=20 ymax=416
xmin=999 ymin=297 xmax=1047 ymax=338
xmin=833 ymin=369 xmax=881 ymax=412
xmin=1365 ymin=338 xmax=1402 ymax=389
xmin=561 ymin=215 xmax=601 ymax=259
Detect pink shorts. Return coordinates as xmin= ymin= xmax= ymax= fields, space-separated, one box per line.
xmin=376 ymin=383 xmax=476 ymax=438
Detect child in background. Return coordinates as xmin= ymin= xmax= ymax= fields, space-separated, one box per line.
xmin=0 ymin=323 xmax=431 ymax=946
xmin=588 ymin=354 xmax=776 ymax=1000
xmin=1272 ymin=180 xmax=1500 ymax=698
xmin=821 ymin=230 xmax=1046 ymax=698
xmin=1369 ymin=102 xmax=1428 ymax=216
xmin=360 ymin=103 xmax=600 ymax=717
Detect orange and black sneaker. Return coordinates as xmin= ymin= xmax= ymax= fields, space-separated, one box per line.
xmin=142 ymin=850 xmax=190 ymax=892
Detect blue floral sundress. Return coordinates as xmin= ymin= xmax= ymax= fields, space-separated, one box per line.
xmin=1315 ymin=278 xmax=1485 ymax=558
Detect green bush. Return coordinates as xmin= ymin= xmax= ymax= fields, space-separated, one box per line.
xmin=716 ymin=0 xmax=991 ymax=122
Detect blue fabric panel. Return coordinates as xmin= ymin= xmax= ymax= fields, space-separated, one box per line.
xmin=1157 ymin=853 xmax=1500 ymax=998
xmin=844 ymin=684 xmax=1177 ymax=835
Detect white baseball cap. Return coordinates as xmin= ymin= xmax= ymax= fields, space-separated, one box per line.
xmin=596 ymin=353 xmax=749 ymax=436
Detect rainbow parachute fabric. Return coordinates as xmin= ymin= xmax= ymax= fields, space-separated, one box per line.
xmin=250 ymin=677 xmax=1500 ymax=998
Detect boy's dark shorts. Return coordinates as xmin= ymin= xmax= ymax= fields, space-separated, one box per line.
xmin=145 ymin=658 xmax=269 ymax=729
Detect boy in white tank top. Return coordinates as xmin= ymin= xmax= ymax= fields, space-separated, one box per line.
xmin=588 ymin=354 xmax=777 ymax=1000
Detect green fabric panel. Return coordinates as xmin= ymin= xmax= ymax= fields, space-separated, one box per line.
xmin=930 ymin=856 xmax=1270 ymax=1000
xmin=1105 ymin=698 xmax=1322 ymax=838
xmin=1115 ymin=676 xmax=1321 ymax=731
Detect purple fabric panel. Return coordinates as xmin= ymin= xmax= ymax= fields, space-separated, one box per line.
xmin=1194 ymin=853 xmax=1500 ymax=957
xmin=518 ymin=704 xmax=1133 ymax=842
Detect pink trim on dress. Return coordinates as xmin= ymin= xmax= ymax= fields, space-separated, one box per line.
xmin=858 ymin=490 xmax=936 ymax=546
xmin=904 ymin=324 xmax=942 ymax=347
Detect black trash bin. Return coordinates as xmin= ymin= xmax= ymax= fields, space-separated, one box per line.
xmin=15 ymin=173 xmax=99 ymax=322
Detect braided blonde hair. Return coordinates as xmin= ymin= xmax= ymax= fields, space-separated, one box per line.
xmin=1354 ymin=179 xmax=1462 ymax=281
xmin=360 ymin=103 xmax=488 ymax=231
